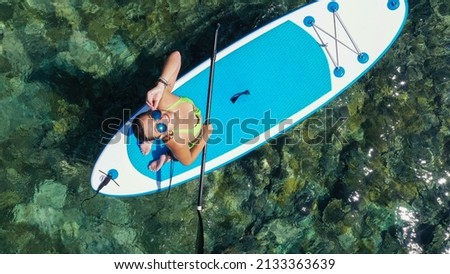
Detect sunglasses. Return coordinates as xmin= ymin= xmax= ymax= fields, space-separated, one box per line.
xmin=148 ymin=110 xmax=168 ymax=134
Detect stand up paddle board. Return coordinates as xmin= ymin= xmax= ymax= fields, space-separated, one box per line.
xmin=91 ymin=0 xmax=408 ymax=197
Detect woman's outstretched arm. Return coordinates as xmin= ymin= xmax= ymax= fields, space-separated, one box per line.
xmin=146 ymin=51 xmax=181 ymax=109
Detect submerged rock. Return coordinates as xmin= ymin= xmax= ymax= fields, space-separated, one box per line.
xmin=24 ymin=0 xmax=54 ymax=14
xmin=12 ymin=180 xmax=67 ymax=235
xmin=34 ymin=180 xmax=68 ymax=209
xmin=0 ymin=55 xmax=11 ymax=73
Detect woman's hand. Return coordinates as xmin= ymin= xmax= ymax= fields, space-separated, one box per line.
xmin=146 ymin=83 xmax=165 ymax=109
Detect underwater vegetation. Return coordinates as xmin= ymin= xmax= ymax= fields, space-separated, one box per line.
xmin=0 ymin=0 xmax=449 ymax=253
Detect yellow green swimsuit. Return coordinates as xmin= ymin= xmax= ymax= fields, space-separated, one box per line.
xmin=163 ymin=96 xmax=202 ymax=148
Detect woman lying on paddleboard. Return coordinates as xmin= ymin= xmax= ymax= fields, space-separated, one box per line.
xmin=132 ymin=51 xmax=213 ymax=172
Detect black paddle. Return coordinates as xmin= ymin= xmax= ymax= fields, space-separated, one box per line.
xmin=196 ymin=23 xmax=220 ymax=254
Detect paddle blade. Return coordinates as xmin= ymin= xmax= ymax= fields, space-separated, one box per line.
xmin=196 ymin=209 xmax=205 ymax=254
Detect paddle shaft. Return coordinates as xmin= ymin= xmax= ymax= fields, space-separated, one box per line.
xmin=197 ymin=23 xmax=220 ymax=211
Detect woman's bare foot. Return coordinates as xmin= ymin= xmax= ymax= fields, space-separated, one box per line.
xmin=139 ymin=141 xmax=152 ymax=155
xmin=149 ymin=154 xmax=172 ymax=172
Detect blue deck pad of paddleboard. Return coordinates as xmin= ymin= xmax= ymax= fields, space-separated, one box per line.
xmin=127 ymin=21 xmax=331 ymax=182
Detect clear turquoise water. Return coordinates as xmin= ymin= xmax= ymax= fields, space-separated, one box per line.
xmin=0 ymin=0 xmax=449 ymax=253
